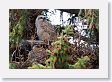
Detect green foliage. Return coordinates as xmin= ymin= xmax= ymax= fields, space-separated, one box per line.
xmin=69 ymin=56 xmax=90 ymax=69
xmin=45 ymin=56 xmax=57 ymax=69
xmin=48 ymin=26 xmax=74 ymax=68
xmin=46 ymin=49 xmax=52 ymax=55
xmin=62 ymin=25 xmax=74 ymax=36
xmin=79 ymin=9 xmax=99 ymax=41
xmin=9 ymin=19 xmax=24 ymax=45
xmin=28 ymin=63 xmax=46 ymax=69
xmin=28 ymin=56 xmax=57 ymax=69
xmin=28 ymin=26 xmax=90 ymax=69
xmin=9 ymin=10 xmax=28 ymax=46
xmin=9 ymin=63 xmax=17 ymax=69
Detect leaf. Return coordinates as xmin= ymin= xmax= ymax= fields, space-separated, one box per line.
xmin=28 ymin=63 xmax=46 ymax=69
xmin=53 ymin=48 xmax=59 ymax=54
xmin=45 ymin=56 xmax=57 ymax=68
xmin=68 ymin=56 xmax=90 ymax=69
xmin=46 ymin=49 xmax=52 ymax=54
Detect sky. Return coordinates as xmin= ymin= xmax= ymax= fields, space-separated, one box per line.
xmin=46 ymin=9 xmax=70 ymax=25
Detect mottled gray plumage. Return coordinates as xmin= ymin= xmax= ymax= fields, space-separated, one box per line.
xmin=35 ymin=15 xmax=57 ymax=45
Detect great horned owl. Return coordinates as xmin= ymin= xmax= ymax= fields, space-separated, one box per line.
xmin=35 ymin=15 xmax=57 ymax=45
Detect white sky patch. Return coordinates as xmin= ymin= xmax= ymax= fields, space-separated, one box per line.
xmin=47 ymin=9 xmax=70 ymax=25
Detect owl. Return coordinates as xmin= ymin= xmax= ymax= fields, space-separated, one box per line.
xmin=35 ymin=15 xmax=57 ymax=45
